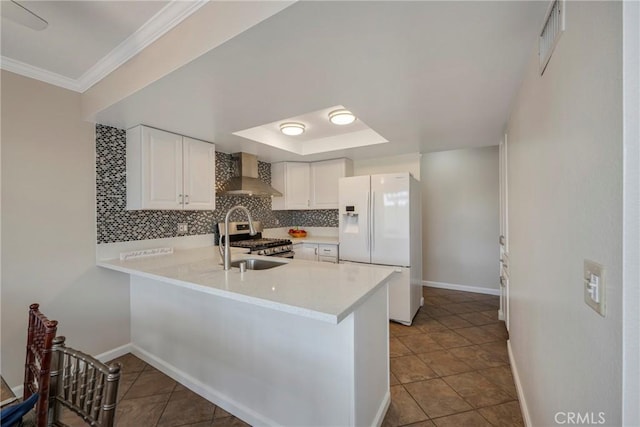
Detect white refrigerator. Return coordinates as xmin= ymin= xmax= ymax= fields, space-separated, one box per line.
xmin=338 ymin=173 xmax=423 ymax=325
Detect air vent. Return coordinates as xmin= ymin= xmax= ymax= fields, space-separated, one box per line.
xmin=539 ymin=0 xmax=565 ymax=75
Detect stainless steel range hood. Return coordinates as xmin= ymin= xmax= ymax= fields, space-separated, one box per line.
xmin=218 ymin=152 xmax=283 ymax=197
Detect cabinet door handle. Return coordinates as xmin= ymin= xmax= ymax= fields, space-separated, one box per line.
xmin=185 ymin=194 xmax=190 ymax=205
xmin=315 ymin=248 xmax=318 ymax=255
xmin=178 ymin=194 xmax=183 ymax=205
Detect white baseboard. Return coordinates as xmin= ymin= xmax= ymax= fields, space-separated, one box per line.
xmin=11 ymin=384 xmax=23 ymax=398
xmin=10 ymin=343 xmax=133 ymax=397
xmin=374 ymin=390 xmax=391 ymax=427
xmin=130 ymin=344 xmax=275 ymax=426
xmin=508 ymin=340 xmax=532 ymax=427
xmin=95 ymin=343 xmax=133 ymax=364
xmin=423 ymin=280 xmax=500 ymax=296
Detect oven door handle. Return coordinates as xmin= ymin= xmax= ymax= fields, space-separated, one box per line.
xmin=269 ymin=251 xmax=295 ymax=259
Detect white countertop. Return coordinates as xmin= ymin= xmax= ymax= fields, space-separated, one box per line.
xmin=262 ymin=227 xmax=339 ymax=245
xmin=288 ymin=236 xmax=339 ymax=244
xmin=98 ymin=246 xmax=392 ymax=324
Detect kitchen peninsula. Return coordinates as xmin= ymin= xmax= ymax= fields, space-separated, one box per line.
xmin=99 ymin=246 xmax=393 ymax=426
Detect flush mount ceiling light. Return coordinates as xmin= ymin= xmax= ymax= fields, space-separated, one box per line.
xmin=328 ymin=109 xmax=356 ymax=125
xmin=279 ymin=122 xmax=306 ymax=136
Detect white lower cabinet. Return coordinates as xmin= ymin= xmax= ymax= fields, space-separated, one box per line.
xmin=293 ymin=243 xmax=339 ymax=263
xmin=317 ymin=244 xmax=339 ymax=263
xmin=126 ymin=125 xmax=215 ymax=210
xmin=293 ymin=243 xmax=319 ymax=261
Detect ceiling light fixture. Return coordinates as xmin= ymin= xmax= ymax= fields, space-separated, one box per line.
xmin=279 ymin=122 xmax=306 ymax=136
xmin=328 ymin=109 xmax=356 ymax=125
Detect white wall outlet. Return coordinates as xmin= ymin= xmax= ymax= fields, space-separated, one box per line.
xmin=584 ymin=260 xmax=605 ymax=317
xmin=177 ymin=223 xmax=188 ymax=234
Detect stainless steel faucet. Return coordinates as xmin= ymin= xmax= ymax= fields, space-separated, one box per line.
xmin=220 ymin=205 xmax=256 ymax=270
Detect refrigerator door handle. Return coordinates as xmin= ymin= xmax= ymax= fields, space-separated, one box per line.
xmin=371 ymin=191 xmax=375 ymax=252
xmin=366 ymin=191 xmax=370 ymax=252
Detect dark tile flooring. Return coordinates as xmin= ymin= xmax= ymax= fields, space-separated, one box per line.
xmin=64 ymin=287 xmax=521 ymax=426
xmin=383 ymin=287 xmax=523 ymax=427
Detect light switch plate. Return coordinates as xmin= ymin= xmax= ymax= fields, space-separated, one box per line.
xmin=584 ymin=260 xmax=605 ymax=317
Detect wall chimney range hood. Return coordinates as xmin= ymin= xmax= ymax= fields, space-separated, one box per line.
xmin=218 ymin=152 xmax=282 ymax=197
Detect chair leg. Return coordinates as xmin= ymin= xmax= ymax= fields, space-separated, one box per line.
xmin=100 ymin=365 xmax=121 ymax=426
xmin=47 ymin=336 xmax=66 ymax=427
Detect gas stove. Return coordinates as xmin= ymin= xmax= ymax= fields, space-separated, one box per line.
xmin=217 ymin=221 xmax=294 ymax=258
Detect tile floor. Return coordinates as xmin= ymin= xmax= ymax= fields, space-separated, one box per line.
xmin=99 ymin=355 xmax=249 ymax=427
xmin=383 ymin=287 xmax=523 ymax=427
xmin=65 ymin=287 xmax=521 ymax=427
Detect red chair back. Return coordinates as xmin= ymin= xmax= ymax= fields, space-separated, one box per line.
xmin=23 ymin=303 xmax=58 ymax=427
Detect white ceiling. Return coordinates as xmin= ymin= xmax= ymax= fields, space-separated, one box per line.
xmin=0 ymin=0 xmax=212 ymax=92
xmin=1 ymin=1 xmax=168 ymax=78
xmin=95 ymin=1 xmax=548 ymax=162
xmin=233 ymin=105 xmax=389 ymax=156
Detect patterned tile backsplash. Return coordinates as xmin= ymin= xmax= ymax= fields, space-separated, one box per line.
xmin=96 ymin=124 xmax=338 ymax=243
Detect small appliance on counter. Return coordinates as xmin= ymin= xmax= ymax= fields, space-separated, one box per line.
xmin=216 ymin=221 xmax=294 ymax=258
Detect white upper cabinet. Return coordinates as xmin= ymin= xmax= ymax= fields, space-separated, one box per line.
xmin=138 ymin=126 xmax=182 ymax=210
xmin=310 ymin=159 xmax=353 ymax=209
xmin=271 ymin=162 xmax=310 ymax=210
xmin=182 ymin=137 xmax=216 ymax=210
xmin=127 ymin=126 xmax=215 ymax=211
xmin=272 ymin=158 xmax=352 ymax=210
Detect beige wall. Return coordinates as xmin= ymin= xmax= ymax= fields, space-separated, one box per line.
xmin=353 ymin=153 xmax=421 ymax=180
xmin=1 ymin=71 xmax=130 ymax=387
xmin=506 ymin=2 xmax=622 ymax=425
xmin=354 ymin=150 xmax=498 ymax=291
xmin=622 ymin=2 xmax=640 ymax=423
xmin=420 ymin=147 xmax=499 ymax=291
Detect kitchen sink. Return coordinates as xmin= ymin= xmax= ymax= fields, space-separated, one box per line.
xmin=228 ymin=258 xmax=286 ymax=270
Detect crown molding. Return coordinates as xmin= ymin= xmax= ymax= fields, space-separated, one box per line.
xmin=76 ymin=0 xmax=209 ymax=92
xmin=0 ymin=56 xmax=83 ymax=91
xmin=0 ymin=0 xmax=209 ymax=93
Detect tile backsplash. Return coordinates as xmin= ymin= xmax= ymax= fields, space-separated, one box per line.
xmin=275 ymin=210 xmax=338 ymax=228
xmin=96 ymin=124 xmax=338 ymax=243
